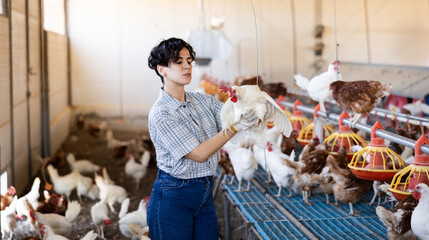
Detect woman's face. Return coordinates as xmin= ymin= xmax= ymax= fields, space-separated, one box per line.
xmin=163 ymin=48 xmax=193 ymax=86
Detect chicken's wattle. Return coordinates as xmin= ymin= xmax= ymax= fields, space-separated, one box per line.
xmin=412 ymin=191 xmax=421 ymax=199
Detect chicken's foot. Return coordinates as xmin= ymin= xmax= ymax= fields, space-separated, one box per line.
xmin=275 ymin=187 xmax=282 ymax=197
xmin=228 ymin=176 xmax=235 ymax=185
xmin=348 ymin=202 xmax=361 ymax=216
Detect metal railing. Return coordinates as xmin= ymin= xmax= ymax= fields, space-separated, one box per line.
xmin=281 ymin=101 xmax=429 ymax=155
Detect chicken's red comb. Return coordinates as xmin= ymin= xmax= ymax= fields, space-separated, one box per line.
xmin=220 ymin=86 xmax=232 ymax=93
xmin=8 ymin=186 xmax=16 ymax=194
xmin=104 ymin=219 xmax=112 ymax=225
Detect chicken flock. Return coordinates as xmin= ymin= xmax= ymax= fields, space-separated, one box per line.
xmin=202 ymin=63 xmax=428 ymax=240
xmin=2 ymin=63 xmax=429 ymax=239
xmin=1 ymin=121 xmax=153 ymax=240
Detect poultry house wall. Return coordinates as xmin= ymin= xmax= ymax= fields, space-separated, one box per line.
xmin=68 ymin=0 xmax=428 ymax=118
xmin=46 ymin=32 xmax=71 ymax=160
xmin=10 ymin=0 xmax=31 ymax=195
xmin=0 ymin=15 xmax=11 ymax=174
xmin=0 ymin=1 xmax=68 ymax=195
xmin=28 ymin=0 xmax=43 ymax=177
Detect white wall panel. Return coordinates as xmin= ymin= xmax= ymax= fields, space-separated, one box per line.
xmin=0 ymin=16 xmax=10 ymax=136
xmin=28 ymin=0 xmax=42 ymax=175
xmin=13 ymin=103 xmax=29 ymax=191
xmin=11 ymin=0 xmax=29 ymax=192
xmin=46 ymin=32 xmax=69 ymax=156
xmin=50 ymin=107 xmax=70 ymax=156
xmin=0 ymin=125 xmax=11 ymax=171
xmin=322 ymin=0 xmax=429 ymax=67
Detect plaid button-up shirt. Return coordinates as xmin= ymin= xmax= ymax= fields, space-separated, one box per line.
xmin=148 ymin=89 xmax=224 ymax=179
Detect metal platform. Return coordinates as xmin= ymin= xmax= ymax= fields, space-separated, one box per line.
xmin=219 ymin=166 xmax=390 ymax=240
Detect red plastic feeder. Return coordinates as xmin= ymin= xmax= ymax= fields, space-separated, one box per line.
xmin=276 ymin=96 xmax=292 ymax=117
xmin=324 ymin=111 xmax=367 ymax=161
xmin=348 ymin=121 xmax=405 ymax=181
xmin=388 ymin=135 xmax=429 ymax=201
xmin=289 ymin=100 xmax=311 ymax=133
xmin=297 ymin=104 xmax=334 ymax=146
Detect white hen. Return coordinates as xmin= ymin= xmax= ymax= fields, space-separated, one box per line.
xmin=259 ymin=142 xmax=298 ymax=197
xmin=1 ymin=195 xmax=18 ymax=240
xmin=91 ymin=201 xmax=112 ymax=239
xmin=16 ymin=177 xmax=41 ymax=229
xmin=128 ymin=223 xmax=150 ymax=240
xmin=32 ymin=201 xmax=81 ymax=236
xmin=411 ymin=183 xmax=429 ymax=240
xmin=223 ymin=141 xmax=258 ymax=192
xmin=47 ymin=165 xmax=79 ymax=201
xmin=294 ymin=61 xmax=341 ymax=112
xmin=221 ymin=85 xmax=292 ymax=145
xmin=94 ymin=174 xmax=127 ymax=213
xmin=119 ymin=198 xmax=148 ymax=239
xmin=125 ymin=151 xmax=151 ymax=189
xmin=66 ymin=153 xmax=102 ymax=174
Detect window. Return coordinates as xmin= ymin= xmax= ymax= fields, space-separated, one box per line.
xmin=0 ymin=170 xmax=7 ymax=195
xmin=0 ymin=0 xmax=7 ymax=16
xmin=44 ymin=0 xmax=65 ymax=35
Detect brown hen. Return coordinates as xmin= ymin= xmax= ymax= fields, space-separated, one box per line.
xmin=376 ymin=195 xmax=419 ymax=240
xmin=327 ymin=156 xmax=372 ymax=216
xmin=262 ymin=82 xmax=287 ymax=99
xmin=330 ymin=80 xmax=392 ymax=126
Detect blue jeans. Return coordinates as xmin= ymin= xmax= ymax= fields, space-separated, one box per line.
xmin=147 ymin=170 xmax=218 ymax=240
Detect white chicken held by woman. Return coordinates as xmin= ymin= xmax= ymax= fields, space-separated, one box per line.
xmin=221 ymin=85 xmax=292 ymax=145
xmin=411 ymin=183 xmax=429 ymax=240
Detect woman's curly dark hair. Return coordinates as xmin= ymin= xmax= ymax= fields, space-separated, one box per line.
xmin=148 ymin=38 xmax=196 ymax=84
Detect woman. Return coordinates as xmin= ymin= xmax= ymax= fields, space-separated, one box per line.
xmin=146 ymin=37 xmax=258 ymax=239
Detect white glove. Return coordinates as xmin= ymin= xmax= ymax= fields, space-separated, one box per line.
xmin=229 ymin=111 xmax=258 ymax=133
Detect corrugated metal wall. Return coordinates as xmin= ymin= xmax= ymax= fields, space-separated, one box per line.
xmin=0 ymin=0 xmax=69 ymax=193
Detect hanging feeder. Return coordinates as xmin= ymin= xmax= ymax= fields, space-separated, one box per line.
xmin=324 ymin=111 xmax=367 ymax=161
xmin=388 ymin=135 xmax=429 ymax=201
xmin=275 ymin=95 xmax=292 ymax=117
xmin=289 ymin=99 xmax=311 ymax=132
xmin=348 ymin=121 xmax=405 ymax=181
xmin=297 ymin=104 xmax=334 ymax=146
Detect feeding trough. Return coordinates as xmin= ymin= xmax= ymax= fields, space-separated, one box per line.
xmin=324 ymin=111 xmax=367 ymax=161
xmin=297 ymin=104 xmax=334 ymax=146
xmin=276 ymin=95 xmax=292 ymax=117
xmin=348 ymin=121 xmax=405 ymax=181
xmin=388 ymin=135 xmax=429 ymax=201
xmin=289 ymin=99 xmax=311 ymax=133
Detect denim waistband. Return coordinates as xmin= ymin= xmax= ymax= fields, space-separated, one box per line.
xmin=158 ymin=169 xmax=214 ymax=182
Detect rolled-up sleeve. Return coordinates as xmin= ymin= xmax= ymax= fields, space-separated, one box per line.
xmin=155 ymin=113 xmax=200 ymax=161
